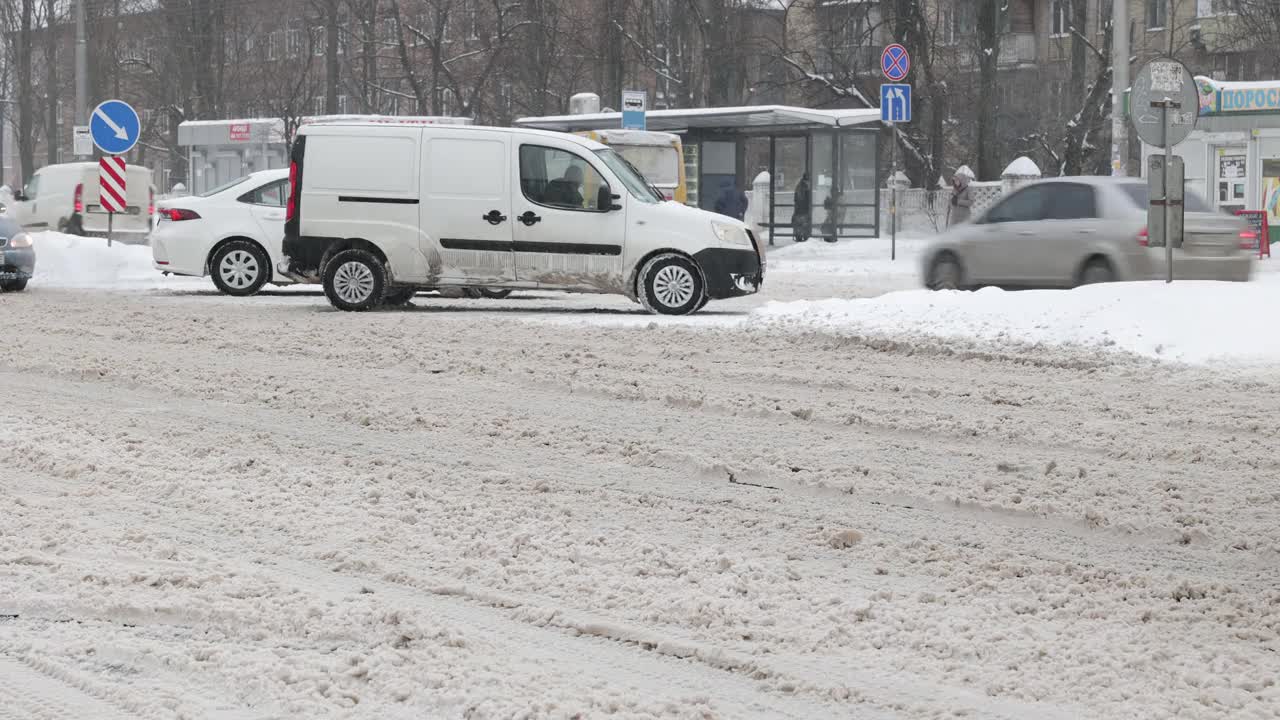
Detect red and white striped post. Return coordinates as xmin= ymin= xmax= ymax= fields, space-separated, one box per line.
xmin=99 ymin=156 xmax=126 ymax=247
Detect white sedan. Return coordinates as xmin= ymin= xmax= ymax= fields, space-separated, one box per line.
xmin=151 ymin=169 xmax=292 ymax=296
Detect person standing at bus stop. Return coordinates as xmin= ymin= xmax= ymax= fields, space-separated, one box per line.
xmin=714 ymin=180 xmax=748 ymax=221
xmin=792 ymin=174 xmax=812 ymax=242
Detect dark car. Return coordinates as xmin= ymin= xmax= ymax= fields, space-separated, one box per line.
xmin=0 ymin=217 xmax=35 ymax=292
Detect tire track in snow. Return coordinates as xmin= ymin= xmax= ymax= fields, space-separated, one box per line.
xmin=0 ymin=654 xmax=144 ymax=720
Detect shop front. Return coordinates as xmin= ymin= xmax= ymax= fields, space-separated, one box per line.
xmin=1140 ymin=77 xmax=1280 ymax=231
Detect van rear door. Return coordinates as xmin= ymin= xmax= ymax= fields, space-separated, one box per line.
xmin=81 ymin=164 xmax=152 ymax=234
xmin=420 ymin=131 xmax=515 ymax=284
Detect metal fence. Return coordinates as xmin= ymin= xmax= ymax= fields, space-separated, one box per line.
xmin=750 ymin=177 xmax=1019 ymax=241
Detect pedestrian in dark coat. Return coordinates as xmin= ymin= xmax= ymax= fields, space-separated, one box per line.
xmin=792 ymin=174 xmax=812 ymax=242
xmin=714 ymin=180 xmax=748 ymax=221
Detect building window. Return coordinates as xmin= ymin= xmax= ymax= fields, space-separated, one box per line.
xmin=1146 ymin=0 xmax=1166 ymax=29
xmin=1051 ymin=0 xmax=1070 ymax=37
xmin=1098 ymin=0 xmax=1111 ymax=34
xmin=267 ymin=31 xmax=282 ymax=60
xmin=465 ymin=2 xmax=480 ymax=40
xmin=287 ymin=29 xmax=304 ymax=58
xmin=1213 ymin=52 xmax=1248 ymax=80
xmin=312 ymin=27 xmax=325 ymax=56
xmin=942 ymin=0 xmax=976 ymax=45
xmin=1199 ymin=0 xmax=1238 ymax=16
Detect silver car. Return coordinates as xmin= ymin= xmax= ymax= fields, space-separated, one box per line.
xmin=923 ymin=177 xmax=1254 ymax=290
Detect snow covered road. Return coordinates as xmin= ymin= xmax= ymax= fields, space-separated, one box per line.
xmin=3 ymin=280 xmax=1279 ymax=718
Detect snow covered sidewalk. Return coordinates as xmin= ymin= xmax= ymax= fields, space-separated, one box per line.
xmin=751 ymin=272 xmax=1280 ymax=366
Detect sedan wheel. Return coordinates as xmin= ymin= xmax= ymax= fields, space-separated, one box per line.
xmin=1078 ymin=259 xmax=1115 ymax=286
xmin=928 ymin=255 xmax=964 ymax=290
xmin=210 ymin=241 xmax=270 ymax=296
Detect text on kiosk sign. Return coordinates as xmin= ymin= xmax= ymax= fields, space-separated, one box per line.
xmin=1220 ymin=87 xmax=1280 ymax=113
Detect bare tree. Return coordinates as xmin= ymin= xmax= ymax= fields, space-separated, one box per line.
xmin=43 ymin=0 xmax=57 ymax=164
xmin=388 ymin=0 xmax=530 ymax=117
xmin=16 ymin=0 xmax=35 ymax=182
xmin=973 ymin=0 xmax=1002 ymax=180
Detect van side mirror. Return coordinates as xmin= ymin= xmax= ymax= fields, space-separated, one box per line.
xmin=13 ymin=192 xmax=27 ymax=202
xmin=597 ymin=186 xmax=621 ymax=212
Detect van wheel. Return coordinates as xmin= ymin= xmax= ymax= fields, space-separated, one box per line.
xmin=0 ymin=279 xmax=28 ymax=292
xmin=210 ymin=240 xmax=270 ymax=296
xmin=323 ymin=249 xmax=386 ymax=312
xmin=384 ymin=287 xmax=417 ymax=306
xmin=638 ymin=254 xmax=705 ymax=316
xmin=479 ymin=288 xmax=512 ymax=299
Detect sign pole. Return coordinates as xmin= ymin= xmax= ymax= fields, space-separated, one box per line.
xmin=1163 ymin=105 xmax=1172 ymax=283
xmin=107 ymin=210 xmax=113 ymax=247
xmin=889 ymin=122 xmax=897 ymax=261
xmin=879 ymin=44 xmax=911 ymax=262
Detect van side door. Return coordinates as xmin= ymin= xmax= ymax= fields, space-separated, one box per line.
xmin=420 ymin=132 xmax=516 ymax=284
xmin=511 ymin=143 xmax=626 ymax=289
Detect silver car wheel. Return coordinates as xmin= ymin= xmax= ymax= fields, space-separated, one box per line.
xmin=930 ymin=258 xmax=962 ymax=290
xmin=219 ymin=249 xmax=259 ymax=289
xmin=652 ymin=265 xmax=695 ymax=308
xmin=333 ymin=261 xmax=375 ymax=304
xmin=1080 ymin=261 xmax=1115 ymax=285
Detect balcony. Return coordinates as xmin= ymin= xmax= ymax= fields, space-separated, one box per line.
xmin=947 ymin=32 xmax=1039 ymax=68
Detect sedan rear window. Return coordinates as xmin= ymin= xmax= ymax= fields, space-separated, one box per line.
xmin=1117 ymin=183 xmax=1213 ymax=213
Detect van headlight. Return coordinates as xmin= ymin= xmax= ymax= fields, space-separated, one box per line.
xmin=711 ymin=221 xmax=750 ymax=246
xmin=7 ymin=232 xmax=32 ymax=248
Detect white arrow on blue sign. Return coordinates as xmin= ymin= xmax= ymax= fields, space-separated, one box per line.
xmin=89 ymin=99 xmax=141 ymax=155
xmin=880 ymin=84 xmax=911 ymax=123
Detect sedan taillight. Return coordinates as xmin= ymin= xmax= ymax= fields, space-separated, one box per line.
xmin=1137 ymin=227 xmax=1149 ymax=247
xmin=164 ymin=208 xmax=201 ymax=221
xmin=1239 ymin=230 xmax=1257 ymax=249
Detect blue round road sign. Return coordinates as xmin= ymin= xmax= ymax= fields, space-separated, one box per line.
xmin=881 ymin=44 xmax=911 ymax=82
xmin=89 ymin=99 xmax=141 ymax=155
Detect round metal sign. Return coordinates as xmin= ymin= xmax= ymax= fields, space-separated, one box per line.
xmin=881 ymin=44 xmax=910 ymax=82
xmin=1129 ymin=58 xmax=1199 ymax=149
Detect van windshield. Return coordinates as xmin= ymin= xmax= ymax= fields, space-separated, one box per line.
xmin=612 ymin=145 xmax=679 ymax=186
xmin=594 ymin=149 xmax=659 ymax=204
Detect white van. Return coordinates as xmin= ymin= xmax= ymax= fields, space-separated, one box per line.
xmin=10 ymin=162 xmax=155 ymax=242
xmin=279 ymin=123 xmax=763 ymax=314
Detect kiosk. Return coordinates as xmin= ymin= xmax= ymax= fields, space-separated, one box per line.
xmin=1140 ymin=76 xmax=1280 ymax=233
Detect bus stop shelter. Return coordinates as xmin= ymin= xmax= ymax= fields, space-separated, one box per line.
xmin=516 ymin=105 xmax=884 ymax=243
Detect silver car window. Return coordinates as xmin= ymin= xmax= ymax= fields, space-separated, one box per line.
xmin=1044 ymin=183 xmax=1098 ymax=220
xmin=1117 ymin=183 xmax=1213 ymax=213
xmin=984 ymin=186 xmax=1047 ymax=223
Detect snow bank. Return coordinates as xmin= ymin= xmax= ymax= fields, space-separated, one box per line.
xmin=767 ymin=236 xmax=927 ymax=276
xmin=752 ymin=280 xmax=1280 ymax=365
xmin=27 ymin=231 xmax=204 ymax=290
